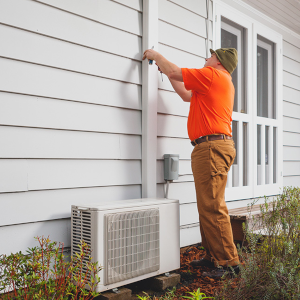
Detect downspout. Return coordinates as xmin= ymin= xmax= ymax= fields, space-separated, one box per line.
xmin=142 ymin=0 xmax=158 ymax=198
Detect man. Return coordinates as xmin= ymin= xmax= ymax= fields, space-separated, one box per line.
xmin=142 ymin=48 xmax=239 ymax=278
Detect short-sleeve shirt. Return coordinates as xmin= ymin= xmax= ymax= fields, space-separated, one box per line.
xmin=181 ymin=66 xmax=234 ymax=141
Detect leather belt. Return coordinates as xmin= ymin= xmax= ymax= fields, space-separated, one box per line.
xmin=191 ymin=134 xmax=232 ymax=146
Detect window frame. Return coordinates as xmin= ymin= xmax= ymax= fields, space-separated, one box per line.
xmin=213 ymin=0 xmax=283 ymax=201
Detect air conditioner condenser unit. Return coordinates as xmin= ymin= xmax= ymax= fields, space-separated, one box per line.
xmin=71 ymin=198 xmax=180 ymax=292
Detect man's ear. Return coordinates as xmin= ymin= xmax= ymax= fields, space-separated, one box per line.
xmin=217 ymin=61 xmax=222 ymax=65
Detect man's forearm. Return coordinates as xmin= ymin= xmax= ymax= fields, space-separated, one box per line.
xmin=154 ymin=53 xmax=183 ymax=82
xmin=142 ymin=49 xmax=190 ymax=101
xmin=169 ymin=78 xmax=191 ymax=102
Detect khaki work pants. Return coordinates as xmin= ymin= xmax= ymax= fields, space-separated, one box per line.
xmin=191 ymin=138 xmax=240 ymax=267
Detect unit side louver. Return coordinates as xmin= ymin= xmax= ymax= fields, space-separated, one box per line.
xmin=104 ymin=209 xmax=160 ymax=285
xmin=71 ymin=208 xmax=92 ymax=278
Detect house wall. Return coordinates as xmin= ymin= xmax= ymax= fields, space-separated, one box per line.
xmin=0 ymin=0 xmax=143 ymax=255
xmin=1 ymin=0 xmax=299 ymax=254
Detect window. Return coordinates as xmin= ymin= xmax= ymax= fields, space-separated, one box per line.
xmin=214 ymin=2 xmax=283 ymax=201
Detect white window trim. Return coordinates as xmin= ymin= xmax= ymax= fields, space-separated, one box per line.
xmin=213 ymin=0 xmax=283 ymax=201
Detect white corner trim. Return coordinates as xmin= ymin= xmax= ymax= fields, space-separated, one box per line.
xmin=142 ymin=0 xmax=158 ymax=198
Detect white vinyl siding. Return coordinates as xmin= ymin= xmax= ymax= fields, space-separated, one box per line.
xmin=0 ymin=219 xmax=71 ymax=256
xmin=282 ymin=41 xmax=300 ymax=187
xmin=156 ymin=0 xmax=213 ymax=247
xmin=0 ymin=185 xmax=141 ymax=227
xmin=0 ymin=0 xmax=143 ymax=255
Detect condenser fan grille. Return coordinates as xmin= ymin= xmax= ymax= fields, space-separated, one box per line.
xmin=104 ymin=208 xmax=160 ymax=285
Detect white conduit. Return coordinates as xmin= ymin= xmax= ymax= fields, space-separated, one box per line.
xmin=205 ymin=0 xmax=211 ymax=58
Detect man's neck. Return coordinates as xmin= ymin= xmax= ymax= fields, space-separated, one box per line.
xmin=215 ymin=65 xmax=229 ymax=73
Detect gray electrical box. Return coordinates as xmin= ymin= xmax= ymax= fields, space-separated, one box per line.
xmin=164 ymin=154 xmax=179 ymax=181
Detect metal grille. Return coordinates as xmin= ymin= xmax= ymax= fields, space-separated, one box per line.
xmin=71 ymin=208 xmax=92 ymax=278
xmin=104 ymin=209 xmax=160 ymax=285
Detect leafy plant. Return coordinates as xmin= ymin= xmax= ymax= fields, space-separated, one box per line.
xmin=0 ymin=236 xmax=102 ymax=300
xmin=182 ymin=288 xmax=214 ymax=300
xmin=159 ymin=287 xmax=177 ymax=300
xmin=137 ymin=292 xmax=151 ymax=300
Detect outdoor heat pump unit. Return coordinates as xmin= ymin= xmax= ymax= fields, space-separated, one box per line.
xmin=71 ymin=198 xmax=180 ymax=292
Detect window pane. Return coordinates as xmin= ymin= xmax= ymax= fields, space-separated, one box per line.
xmin=265 ymin=126 xmax=269 ymax=184
xmin=243 ymin=122 xmax=248 ymax=186
xmin=273 ymin=127 xmax=277 ymax=183
xmin=257 ymin=46 xmax=268 ymax=118
xmin=257 ymin=37 xmax=275 ymax=119
xmin=222 ymin=28 xmax=238 ymax=112
xmin=257 ymin=125 xmax=262 ymax=185
xmin=232 ymin=121 xmax=239 ymax=187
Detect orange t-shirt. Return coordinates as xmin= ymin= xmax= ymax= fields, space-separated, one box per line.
xmin=181 ymin=66 xmax=234 ymax=141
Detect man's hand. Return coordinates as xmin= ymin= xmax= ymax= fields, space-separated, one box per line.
xmin=142 ymin=49 xmax=183 ymax=82
xmin=142 ymin=49 xmax=158 ymax=63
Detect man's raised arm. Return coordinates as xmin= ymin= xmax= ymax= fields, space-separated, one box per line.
xmin=142 ymin=49 xmax=191 ymax=102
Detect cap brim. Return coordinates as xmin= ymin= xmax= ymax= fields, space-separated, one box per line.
xmin=209 ymin=48 xmax=222 ymax=63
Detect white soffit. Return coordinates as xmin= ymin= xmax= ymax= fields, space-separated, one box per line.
xmin=241 ymin=0 xmax=300 ymax=36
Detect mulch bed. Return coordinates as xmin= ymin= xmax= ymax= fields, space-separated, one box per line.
xmin=129 ymin=243 xmax=240 ymax=299
xmin=174 ymin=244 xmax=225 ymax=298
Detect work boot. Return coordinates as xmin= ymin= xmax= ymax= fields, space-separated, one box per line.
xmin=190 ymin=258 xmax=215 ymax=268
xmin=202 ymin=265 xmax=240 ymax=278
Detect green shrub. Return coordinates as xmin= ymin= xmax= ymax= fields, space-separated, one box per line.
xmin=215 ymin=187 xmax=300 ymax=300
xmin=0 ymin=236 xmax=102 ymax=300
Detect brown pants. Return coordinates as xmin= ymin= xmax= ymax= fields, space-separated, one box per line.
xmin=191 ymin=138 xmax=239 ymax=267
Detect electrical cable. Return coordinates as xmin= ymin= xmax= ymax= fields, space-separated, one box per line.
xmin=165 ymin=180 xmax=170 ymax=199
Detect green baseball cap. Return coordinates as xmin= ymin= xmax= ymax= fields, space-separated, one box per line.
xmin=210 ymin=48 xmax=238 ymax=74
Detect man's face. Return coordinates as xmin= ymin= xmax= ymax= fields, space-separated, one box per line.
xmin=204 ymin=53 xmax=220 ymax=68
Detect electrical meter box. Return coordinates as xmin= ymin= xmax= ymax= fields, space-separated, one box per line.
xmin=164 ymin=154 xmax=179 ymax=181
